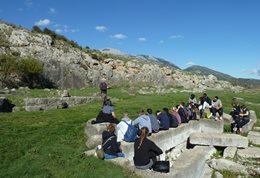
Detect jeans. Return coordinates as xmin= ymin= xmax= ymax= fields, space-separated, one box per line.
xmin=104 ymin=152 xmax=125 ymax=160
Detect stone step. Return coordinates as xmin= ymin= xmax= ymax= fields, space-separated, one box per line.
xmin=189 ymin=132 xmax=248 ymax=148
xmin=237 ymin=147 xmax=260 ymax=159
xmin=253 ymin=127 xmax=260 ymax=131
xmin=247 ymin=131 xmax=260 ymax=145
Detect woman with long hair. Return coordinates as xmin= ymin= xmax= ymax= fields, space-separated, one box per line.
xmin=133 ymin=127 xmax=163 ymax=170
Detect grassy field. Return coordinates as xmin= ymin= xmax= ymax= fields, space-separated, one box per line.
xmin=0 ymin=87 xmax=259 ymax=178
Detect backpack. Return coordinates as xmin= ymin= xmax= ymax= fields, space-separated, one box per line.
xmin=123 ymin=121 xmax=138 ymax=142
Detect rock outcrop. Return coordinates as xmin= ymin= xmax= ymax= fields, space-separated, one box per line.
xmin=0 ymin=22 xmax=244 ymax=92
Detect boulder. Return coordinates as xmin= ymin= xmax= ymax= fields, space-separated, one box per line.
xmin=203 ymin=164 xmax=213 ymax=178
xmin=85 ymin=120 xmax=110 ymax=138
xmin=214 ymin=171 xmax=223 ymax=178
xmin=237 ymin=147 xmax=260 ymax=159
xmin=85 ymin=134 xmax=102 ymax=148
xmin=223 ymin=147 xmax=237 ymax=159
xmin=242 ymin=110 xmax=257 ymax=133
xmin=247 ymin=131 xmax=260 ymax=145
xmin=84 ymin=149 xmax=96 ymax=157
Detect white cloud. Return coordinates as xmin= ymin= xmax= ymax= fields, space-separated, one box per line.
xmin=49 ymin=8 xmax=56 ymax=14
xmin=186 ymin=61 xmax=195 ymax=66
xmin=17 ymin=8 xmax=24 ymax=12
xmin=55 ymin=29 xmax=62 ymax=33
xmin=138 ymin=37 xmax=147 ymax=42
xmin=25 ymin=0 xmax=33 ymax=8
xmin=35 ymin=19 xmax=51 ymax=26
xmin=159 ymin=40 xmax=164 ymax=44
xmin=71 ymin=29 xmax=79 ymax=33
xmin=170 ymin=35 xmax=183 ymax=39
xmin=95 ymin=26 xmax=107 ymax=32
xmin=111 ymin=33 xmax=127 ymax=40
xmin=249 ymin=69 xmax=260 ymax=76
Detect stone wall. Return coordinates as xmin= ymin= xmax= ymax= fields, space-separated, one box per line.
xmin=24 ymin=96 xmax=101 ymax=111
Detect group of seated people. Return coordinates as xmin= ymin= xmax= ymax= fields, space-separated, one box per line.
xmin=230 ymin=103 xmax=250 ymax=134
xmin=92 ymin=95 xmax=250 ymax=170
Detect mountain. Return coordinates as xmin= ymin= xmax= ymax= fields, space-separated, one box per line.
xmin=0 ymin=21 xmax=244 ymax=92
xmin=100 ymin=48 xmax=180 ymax=69
xmin=184 ymin=65 xmax=260 ymax=88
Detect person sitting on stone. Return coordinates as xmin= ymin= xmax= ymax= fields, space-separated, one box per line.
xmin=234 ymin=105 xmax=250 ymax=134
xmin=157 ymin=108 xmax=170 ymax=130
xmin=116 ymin=112 xmax=133 ymax=142
xmin=147 ymin=108 xmax=160 ymax=133
xmin=230 ymin=103 xmax=241 ymax=133
xmin=212 ymin=96 xmax=223 ymax=121
xmin=177 ymin=103 xmax=189 ymax=123
xmin=102 ymin=123 xmax=125 ymax=159
xmin=92 ymin=98 xmax=119 ymax=124
xmin=172 ymin=107 xmax=182 ymax=126
xmin=168 ymin=108 xmax=179 ymax=128
xmin=198 ymin=93 xmax=212 ymax=118
xmin=134 ymin=127 xmax=163 ymax=170
xmin=188 ymin=93 xmax=198 ymax=105
xmin=133 ymin=110 xmax=152 ymax=135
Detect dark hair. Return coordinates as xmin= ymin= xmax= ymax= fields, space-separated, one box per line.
xmin=147 ymin=108 xmax=152 ymax=114
xmin=163 ymin=107 xmax=169 ymax=113
xmin=191 ymin=94 xmax=195 ymax=99
xmin=203 ymin=93 xmax=207 ymax=97
xmin=107 ymin=123 xmax=115 ymax=133
xmin=138 ymin=127 xmax=149 ymax=149
xmin=104 ymin=99 xmax=112 ymax=106
xmin=215 ymin=96 xmax=219 ymax=99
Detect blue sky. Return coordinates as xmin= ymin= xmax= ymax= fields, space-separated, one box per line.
xmin=1 ymin=0 xmax=260 ymax=79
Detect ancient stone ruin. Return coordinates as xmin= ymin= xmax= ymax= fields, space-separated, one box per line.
xmin=85 ymin=111 xmax=260 ymax=178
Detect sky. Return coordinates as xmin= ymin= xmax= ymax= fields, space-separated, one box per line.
xmin=1 ymin=0 xmax=260 ymax=79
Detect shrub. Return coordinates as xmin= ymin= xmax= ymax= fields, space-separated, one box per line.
xmin=18 ymin=57 xmax=44 ymax=88
xmin=32 ymin=26 xmax=42 ymax=33
xmin=0 ymin=54 xmax=18 ymax=87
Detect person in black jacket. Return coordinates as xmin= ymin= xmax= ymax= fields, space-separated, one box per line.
xmin=102 ymin=123 xmax=125 ymax=159
xmin=134 ymin=127 xmax=163 ymax=170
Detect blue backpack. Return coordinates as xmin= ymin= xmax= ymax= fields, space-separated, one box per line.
xmin=123 ymin=121 xmax=138 ymax=142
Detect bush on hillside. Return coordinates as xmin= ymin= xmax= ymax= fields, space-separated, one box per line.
xmin=0 ymin=54 xmax=19 ymax=87
xmin=18 ymin=57 xmax=44 ymax=88
xmin=32 ymin=25 xmax=42 ymax=33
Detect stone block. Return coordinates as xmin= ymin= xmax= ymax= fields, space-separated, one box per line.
xmin=171 ymin=146 xmax=216 ymax=178
xmin=84 ymin=149 xmax=96 ymax=157
xmin=25 ymin=106 xmax=43 ymax=111
xmin=214 ymin=171 xmax=223 ymax=178
xmin=85 ymin=134 xmax=102 ymax=148
xmin=253 ymin=127 xmax=260 ymax=131
xmin=242 ymin=110 xmax=257 ymax=133
xmin=189 ymin=132 xmax=248 ymax=148
xmin=223 ymin=147 xmax=237 ymax=159
xmin=237 ymin=147 xmax=260 ymax=159
xmin=203 ymin=164 xmax=213 ymax=178
xmin=85 ymin=120 xmax=110 ymax=138
xmin=209 ymin=158 xmax=248 ymax=175
xmin=247 ymin=131 xmax=260 ymax=145
xmin=200 ymin=119 xmax=223 ymax=133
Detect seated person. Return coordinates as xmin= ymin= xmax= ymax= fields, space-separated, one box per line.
xmin=232 ymin=105 xmax=250 ymax=134
xmin=116 ymin=112 xmax=132 ymax=142
xmin=198 ymin=93 xmax=212 ymax=118
xmin=230 ymin=103 xmax=240 ymax=119
xmin=102 ymin=123 xmax=125 ymax=159
xmin=172 ymin=107 xmax=182 ymax=125
xmin=133 ymin=110 xmax=152 ymax=134
xmin=92 ymin=98 xmax=119 ymax=124
xmin=212 ymin=96 xmax=223 ymax=120
xmin=188 ymin=93 xmax=197 ymax=105
xmin=147 ymin=108 xmax=160 ymax=133
xmin=168 ymin=108 xmax=179 ymax=128
xmin=157 ymin=108 xmax=170 ymax=130
xmin=134 ymin=127 xmax=163 ymax=170
xmin=177 ymin=103 xmax=189 ymax=123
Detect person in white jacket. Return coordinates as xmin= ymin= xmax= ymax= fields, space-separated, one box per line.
xmin=116 ymin=112 xmax=132 ymax=142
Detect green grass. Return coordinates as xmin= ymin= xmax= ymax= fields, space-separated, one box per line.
xmin=0 ymin=87 xmax=259 ymax=178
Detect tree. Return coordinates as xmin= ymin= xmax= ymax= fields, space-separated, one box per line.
xmin=32 ymin=26 xmax=42 ymax=33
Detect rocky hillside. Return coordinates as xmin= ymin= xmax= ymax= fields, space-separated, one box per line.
xmin=0 ymin=21 xmax=243 ymax=92
xmin=185 ymin=65 xmax=260 ymax=89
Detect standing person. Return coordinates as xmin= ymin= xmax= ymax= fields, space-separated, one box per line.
xmin=99 ymin=80 xmax=108 ymax=95
xmin=133 ymin=110 xmax=152 ymax=134
xmin=147 ymin=108 xmax=160 ymax=133
xmin=102 ymin=123 xmax=125 ymax=159
xmin=134 ymin=127 xmax=163 ymax=170
xmin=212 ymin=96 xmax=223 ymax=120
